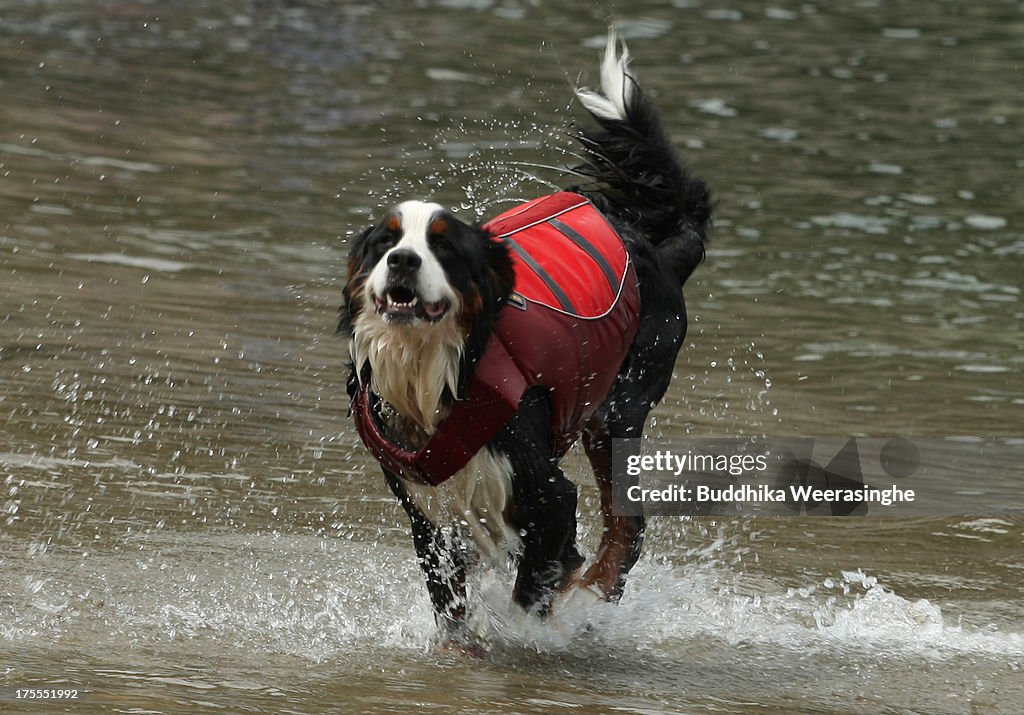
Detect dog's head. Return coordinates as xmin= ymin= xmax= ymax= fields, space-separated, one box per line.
xmin=341 ymin=200 xmax=515 ymax=404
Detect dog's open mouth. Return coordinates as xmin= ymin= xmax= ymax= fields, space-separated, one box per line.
xmin=373 ymin=286 xmax=450 ymax=323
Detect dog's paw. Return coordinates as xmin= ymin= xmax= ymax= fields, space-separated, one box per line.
xmin=551 ymin=582 xmax=605 ymax=615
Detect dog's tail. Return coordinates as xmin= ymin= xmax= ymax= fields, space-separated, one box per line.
xmin=573 ymin=31 xmax=711 ymax=285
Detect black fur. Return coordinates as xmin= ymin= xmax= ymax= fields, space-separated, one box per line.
xmin=339 ymin=210 xmax=514 ymax=398
xmin=570 ymin=72 xmax=712 ymax=285
xmin=342 ymin=42 xmax=711 ymax=645
xmin=383 ymin=387 xmax=584 ymax=627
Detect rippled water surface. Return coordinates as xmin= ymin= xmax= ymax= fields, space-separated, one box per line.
xmin=2 ymin=1 xmax=1022 ymax=713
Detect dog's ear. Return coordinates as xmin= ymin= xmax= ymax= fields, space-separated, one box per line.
xmin=338 ymin=226 xmax=374 ymax=337
xmin=346 ymin=226 xmax=374 ymax=276
xmin=453 ymin=230 xmax=516 ymax=399
xmin=485 ymin=234 xmax=515 ymax=307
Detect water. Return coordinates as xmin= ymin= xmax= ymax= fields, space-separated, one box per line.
xmin=2 ymin=1 xmax=1022 ymax=712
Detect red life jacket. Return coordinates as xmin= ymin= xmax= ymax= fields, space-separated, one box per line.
xmin=352 ymin=192 xmax=640 ymax=486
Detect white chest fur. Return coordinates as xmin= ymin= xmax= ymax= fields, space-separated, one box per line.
xmin=400 ymin=448 xmax=520 ymax=560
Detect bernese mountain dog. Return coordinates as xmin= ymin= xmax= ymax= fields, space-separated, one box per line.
xmin=340 ymin=31 xmax=712 ymax=647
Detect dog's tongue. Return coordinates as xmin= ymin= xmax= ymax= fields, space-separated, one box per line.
xmin=422 ymin=300 xmax=448 ymax=320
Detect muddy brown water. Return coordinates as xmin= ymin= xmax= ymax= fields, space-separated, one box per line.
xmin=1 ymin=2 xmax=1022 ymax=713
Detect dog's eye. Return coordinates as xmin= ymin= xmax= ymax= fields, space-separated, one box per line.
xmin=429 ymin=233 xmax=451 ymax=253
xmin=375 ymin=227 xmax=400 ymax=250
xmin=376 ymin=215 xmax=402 ymax=248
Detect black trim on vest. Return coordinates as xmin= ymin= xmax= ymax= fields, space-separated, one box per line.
xmin=504 ymin=237 xmax=576 ymax=313
xmin=547 ymin=218 xmax=621 ymax=295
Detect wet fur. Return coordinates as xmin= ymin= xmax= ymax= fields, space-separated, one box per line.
xmin=340 ymin=32 xmax=711 ymax=643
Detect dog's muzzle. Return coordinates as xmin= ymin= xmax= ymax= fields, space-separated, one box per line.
xmin=374 ymin=249 xmax=450 ymax=323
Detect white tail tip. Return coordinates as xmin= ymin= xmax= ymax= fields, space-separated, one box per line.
xmin=575 ymin=29 xmax=635 ymax=122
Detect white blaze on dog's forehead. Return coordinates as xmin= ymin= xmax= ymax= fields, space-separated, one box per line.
xmin=395 ymin=200 xmax=444 ymax=233
xmin=367 ymin=200 xmax=452 ymax=305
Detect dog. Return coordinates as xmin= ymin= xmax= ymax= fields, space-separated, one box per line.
xmin=340 ymin=31 xmax=711 ymax=646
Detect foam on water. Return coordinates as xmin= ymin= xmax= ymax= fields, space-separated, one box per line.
xmin=480 ymin=562 xmax=1024 ymax=662
xmin=1 ymin=534 xmax=438 ymax=662
xmin=4 ymin=530 xmax=1020 ymax=666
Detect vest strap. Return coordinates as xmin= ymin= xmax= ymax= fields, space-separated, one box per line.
xmin=352 ymin=335 xmax=528 ymax=486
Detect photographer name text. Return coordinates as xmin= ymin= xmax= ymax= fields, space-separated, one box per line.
xmin=625 ymin=450 xmax=915 ymax=506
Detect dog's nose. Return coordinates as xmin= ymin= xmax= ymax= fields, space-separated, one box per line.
xmin=386 ymin=248 xmax=422 ymax=275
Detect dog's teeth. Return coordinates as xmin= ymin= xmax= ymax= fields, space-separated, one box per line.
xmin=386 ymin=295 xmax=419 ymax=309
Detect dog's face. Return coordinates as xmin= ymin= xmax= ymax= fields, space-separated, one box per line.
xmin=363 ymin=201 xmax=459 ymax=325
xmin=342 ymin=200 xmax=516 ymax=409
xmin=343 ymin=201 xmax=514 ymax=334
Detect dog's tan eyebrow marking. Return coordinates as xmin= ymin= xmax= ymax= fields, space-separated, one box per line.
xmin=430 ymin=217 xmax=447 ymax=236
xmin=386 ymin=215 xmax=401 ymax=233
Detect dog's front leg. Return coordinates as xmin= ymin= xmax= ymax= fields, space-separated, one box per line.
xmin=498 ymin=389 xmax=585 ymax=616
xmin=511 ymin=469 xmax=583 ymax=616
xmin=382 ymin=469 xmax=470 ymax=645
xmin=411 ymin=517 xmax=474 ymax=647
